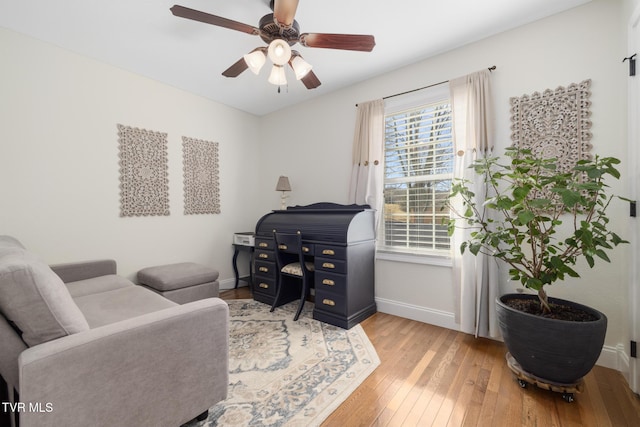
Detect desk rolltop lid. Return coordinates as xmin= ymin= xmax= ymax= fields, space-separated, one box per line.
xmin=255 ymin=203 xmax=375 ymax=245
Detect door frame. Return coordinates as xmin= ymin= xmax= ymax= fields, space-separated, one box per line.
xmin=627 ymin=1 xmax=640 ymax=395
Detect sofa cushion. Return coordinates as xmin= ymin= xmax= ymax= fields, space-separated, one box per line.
xmin=65 ymin=274 xmax=134 ymax=298
xmin=0 ymin=251 xmax=90 ymax=347
xmin=138 ymin=262 xmax=220 ymax=292
xmin=0 ymin=235 xmax=26 ymax=250
xmin=0 ymin=235 xmax=27 ymax=261
xmin=73 ymin=285 xmax=177 ymax=328
xmin=51 ymin=259 xmax=117 ymax=284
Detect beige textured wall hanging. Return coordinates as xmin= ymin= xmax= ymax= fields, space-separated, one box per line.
xmin=117 ymin=124 xmax=170 ymax=217
xmin=182 ymin=136 xmax=220 ymax=215
xmin=510 ymin=79 xmax=593 ymax=173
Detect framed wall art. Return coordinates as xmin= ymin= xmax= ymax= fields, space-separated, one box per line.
xmin=510 ymin=79 xmax=593 ymax=176
xmin=117 ymin=124 xmax=170 ymax=217
xmin=182 ymin=136 xmax=220 ymax=215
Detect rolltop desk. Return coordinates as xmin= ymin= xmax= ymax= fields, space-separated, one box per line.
xmin=253 ymin=203 xmax=376 ymax=329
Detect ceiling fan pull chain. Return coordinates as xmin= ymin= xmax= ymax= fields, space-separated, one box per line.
xmin=277 ymin=84 xmax=289 ymax=94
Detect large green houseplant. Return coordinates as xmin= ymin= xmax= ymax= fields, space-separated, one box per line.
xmin=448 ymin=146 xmax=627 ymax=384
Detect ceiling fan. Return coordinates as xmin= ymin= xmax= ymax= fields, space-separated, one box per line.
xmin=170 ymin=0 xmax=376 ymax=90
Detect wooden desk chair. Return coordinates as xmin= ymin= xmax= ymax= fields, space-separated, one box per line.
xmin=270 ymin=231 xmax=314 ymax=321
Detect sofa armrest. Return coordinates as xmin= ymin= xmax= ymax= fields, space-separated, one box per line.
xmin=0 ymin=313 xmax=27 ymax=390
xmin=18 ymin=298 xmax=229 ymax=427
xmin=49 ymin=259 xmax=117 ymax=283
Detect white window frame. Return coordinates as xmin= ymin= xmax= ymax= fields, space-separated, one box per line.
xmin=378 ymin=84 xmax=453 ymax=259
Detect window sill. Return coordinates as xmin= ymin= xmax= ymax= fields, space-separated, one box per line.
xmin=376 ymin=250 xmax=452 ymax=267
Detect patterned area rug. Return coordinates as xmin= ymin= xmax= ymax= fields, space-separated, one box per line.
xmin=186 ymin=299 xmax=380 ymax=427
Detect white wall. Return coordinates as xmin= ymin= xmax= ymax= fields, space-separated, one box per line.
xmin=259 ymin=0 xmax=630 ymax=369
xmin=0 ymin=27 xmax=263 ymax=285
xmin=625 ymin=0 xmax=640 ymax=16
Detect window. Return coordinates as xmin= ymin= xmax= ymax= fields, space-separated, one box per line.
xmin=380 ymin=86 xmax=454 ymax=254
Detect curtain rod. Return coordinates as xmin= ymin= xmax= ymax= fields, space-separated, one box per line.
xmin=355 ymin=65 xmax=496 ymax=107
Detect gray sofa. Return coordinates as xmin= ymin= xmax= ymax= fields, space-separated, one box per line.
xmin=0 ymin=235 xmax=229 ymax=427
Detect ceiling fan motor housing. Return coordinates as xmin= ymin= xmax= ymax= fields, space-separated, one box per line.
xmin=259 ymin=14 xmax=300 ymax=45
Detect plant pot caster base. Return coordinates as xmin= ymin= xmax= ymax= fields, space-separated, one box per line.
xmin=506 ymin=353 xmax=584 ymax=403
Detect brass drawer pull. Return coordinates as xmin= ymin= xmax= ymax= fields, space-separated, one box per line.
xmin=259 ymin=283 xmax=269 ymax=289
xmin=322 ymin=279 xmax=335 ymax=286
xmin=258 ymin=242 xmax=268 ymax=248
xmin=322 ymin=299 xmax=336 ymax=306
xmin=278 ymin=244 xmax=288 ymax=250
xmin=302 ymin=246 xmax=310 ymax=253
xmin=322 ymin=249 xmax=335 ymax=255
xmin=259 ymin=253 xmax=269 ymax=259
xmin=322 ymin=262 xmax=335 ymax=269
xmin=259 ymin=266 xmax=269 ymax=273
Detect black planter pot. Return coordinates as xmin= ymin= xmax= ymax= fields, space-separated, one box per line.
xmin=496 ymin=293 xmax=607 ymax=384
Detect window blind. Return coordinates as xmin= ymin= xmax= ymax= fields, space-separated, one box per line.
xmin=381 ymin=96 xmax=454 ymax=253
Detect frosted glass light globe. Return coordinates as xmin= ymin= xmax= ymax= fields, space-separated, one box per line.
xmin=268 ymin=39 xmax=292 ymax=66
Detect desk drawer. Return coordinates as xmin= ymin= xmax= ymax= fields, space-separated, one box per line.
xmin=255 ymin=249 xmax=274 ymax=262
xmin=254 ymin=276 xmax=276 ymax=296
xmin=270 ymin=242 xmax=314 ymax=255
xmin=315 ymin=290 xmax=346 ymax=315
xmin=315 ymin=245 xmax=346 ymax=259
xmin=255 ymin=260 xmax=275 ymax=277
xmin=315 ymin=257 xmax=346 ymax=274
xmin=316 ymin=271 xmax=347 ymax=294
xmin=255 ymin=238 xmax=274 ymax=250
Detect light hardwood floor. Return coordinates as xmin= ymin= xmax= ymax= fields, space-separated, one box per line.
xmin=221 ymin=287 xmax=640 ymax=426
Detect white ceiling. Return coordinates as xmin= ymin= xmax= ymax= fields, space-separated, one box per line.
xmin=0 ymin=0 xmax=591 ymax=116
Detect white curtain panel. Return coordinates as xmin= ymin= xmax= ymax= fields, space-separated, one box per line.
xmin=449 ymin=69 xmax=499 ymax=338
xmin=348 ymin=99 xmax=385 ymax=229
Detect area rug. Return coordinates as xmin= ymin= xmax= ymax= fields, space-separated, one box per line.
xmin=186 ymin=299 xmax=380 ymax=427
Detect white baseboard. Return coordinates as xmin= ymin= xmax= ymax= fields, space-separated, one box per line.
xmin=598 ymin=343 xmax=630 ymax=376
xmin=219 ymin=278 xmax=250 ymax=291
xmin=375 ymin=297 xmax=458 ymax=331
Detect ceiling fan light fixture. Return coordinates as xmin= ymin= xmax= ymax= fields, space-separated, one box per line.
xmin=291 ymin=55 xmax=312 ymax=80
xmin=243 ymin=50 xmax=266 ymax=75
xmin=268 ymin=39 xmax=292 ymax=65
xmin=268 ymin=64 xmax=287 ymax=86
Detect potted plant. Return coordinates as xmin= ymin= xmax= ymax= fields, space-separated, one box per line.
xmin=448 ymin=146 xmax=628 ymax=385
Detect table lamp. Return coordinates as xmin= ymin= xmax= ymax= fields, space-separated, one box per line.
xmin=275 ymin=176 xmax=291 ymax=209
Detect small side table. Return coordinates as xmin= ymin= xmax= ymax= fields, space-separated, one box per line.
xmin=232 ymin=233 xmax=255 ymax=289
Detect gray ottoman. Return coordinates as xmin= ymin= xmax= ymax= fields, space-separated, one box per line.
xmin=138 ymin=262 xmax=220 ymax=304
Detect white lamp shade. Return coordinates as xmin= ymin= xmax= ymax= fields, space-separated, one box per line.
xmin=268 ymin=65 xmax=287 ymax=86
xmin=243 ymin=50 xmax=266 ymax=75
xmin=291 ymin=55 xmax=313 ymax=80
xmin=275 ymin=176 xmax=291 ymax=192
xmin=267 ymin=39 xmax=292 ymax=65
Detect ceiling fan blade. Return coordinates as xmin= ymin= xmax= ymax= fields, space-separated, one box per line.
xmin=273 ymin=0 xmax=299 ymax=27
xmin=300 ymin=70 xmax=321 ymax=89
xmin=170 ymin=5 xmax=259 ymax=35
xmin=299 ymin=33 xmax=376 ymax=52
xmin=222 ymin=57 xmax=249 ymax=78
